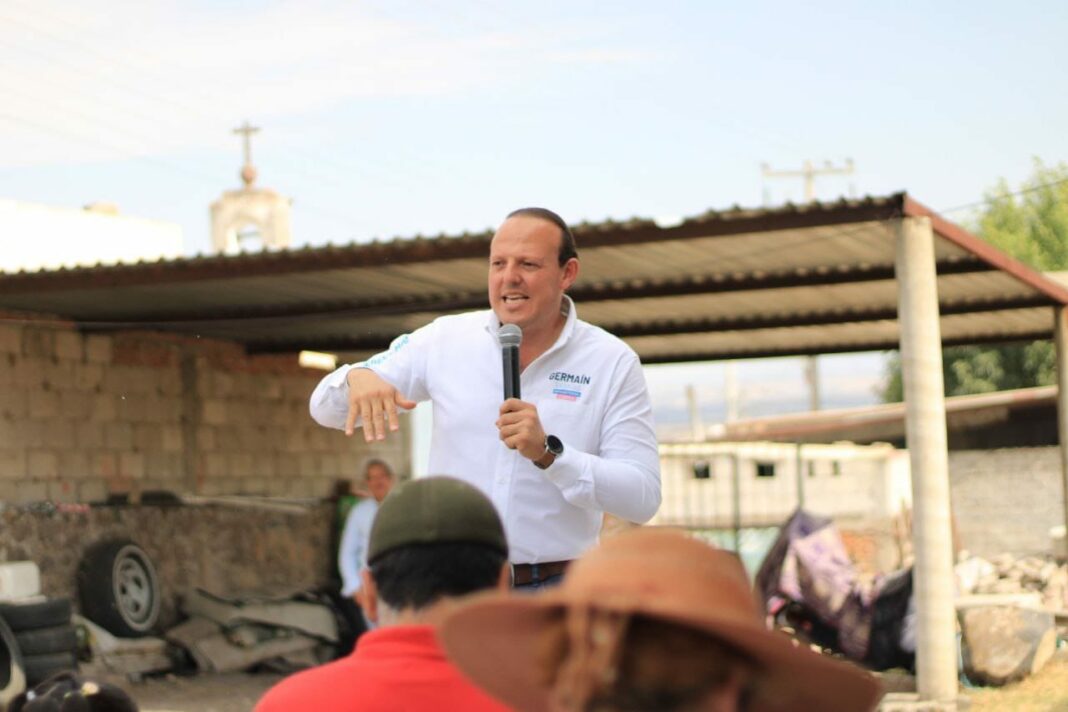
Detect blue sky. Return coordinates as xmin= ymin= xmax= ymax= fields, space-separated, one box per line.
xmin=1 ymin=0 xmax=1065 ymax=429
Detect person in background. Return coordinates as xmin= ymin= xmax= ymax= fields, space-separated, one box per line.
xmin=439 ymin=528 xmax=883 ymax=712
xmin=336 ymin=458 xmax=395 ymax=647
xmin=254 ymin=476 xmax=512 ymax=712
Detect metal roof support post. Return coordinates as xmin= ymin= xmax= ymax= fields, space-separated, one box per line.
xmin=895 ymin=216 xmax=958 ymax=706
xmin=1054 ymin=307 xmax=1068 ymax=549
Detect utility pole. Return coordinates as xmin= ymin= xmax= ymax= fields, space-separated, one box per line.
xmin=761 ymin=158 xmax=855 ymax=203
xmin=761 ymin=159 xmax=855 ymax=412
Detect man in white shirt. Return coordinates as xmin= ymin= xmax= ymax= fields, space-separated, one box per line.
xmin=338 ymin=459 xmax=396 ymax=606
xmin=311 ymin=208 xmax=661 ymax=587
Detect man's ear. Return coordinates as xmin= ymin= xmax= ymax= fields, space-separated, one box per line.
xmin=361 ymin=569 xmax=379 ymax=623
xmin=497 ymin=562 xmax=512 ymax=592
xmin=560 ymin=257 xmax=579 ymax=291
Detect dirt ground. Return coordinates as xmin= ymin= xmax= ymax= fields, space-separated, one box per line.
xmin=95 ymin=653 xmax=1068 ymax=712
xmin=105 ymin=671 xmax=285 ymax=712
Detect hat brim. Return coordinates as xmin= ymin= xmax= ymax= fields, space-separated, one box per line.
xmin=440 ymin=591 xmax=882 ymax=712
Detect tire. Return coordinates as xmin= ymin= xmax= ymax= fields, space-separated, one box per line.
xmin=0 ymin=599 xmax=72 ymax=633
xmin=22 ymin=651 xmax=76 ymax=687
xmin=77 ymin=539 xmax=161 ymax=638
xmin=14 ymin=626 xmax=78 ymax=657
xmin=0 ymin=616 xmax=26 ymax=706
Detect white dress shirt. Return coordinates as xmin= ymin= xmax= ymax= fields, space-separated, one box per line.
xmin=310 ymin=298 xmax=661 ymax=564
xmin=338 ymin=498 xmax=378 ymax=597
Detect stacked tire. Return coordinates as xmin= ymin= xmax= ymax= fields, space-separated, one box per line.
xmin=0 ymin=598 xmax=79 ymax=691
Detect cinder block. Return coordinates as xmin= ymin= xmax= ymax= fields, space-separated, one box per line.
xmin=0 ymin=324 xmax=21 ymax=353
xmin=228 ymin=453 xmax=254 ymax=478
xmin=27 ymin=451 xmax=58 ymax=479
xmin=133 ymin=424 xmax=162 ymax=451
xmin=85 ymin=334 xmax=112 ymax=364
xmin=75 ymin=422 xmax=105 ymax=449
xmin=204 ymin=453 xmax=227 ymax=478
xmin=15 ymin=481 xmax=48 ymax=503
xmin=78 ymin=479 xmax=109 ymax=504
xmin=47 ymin=480 xmax=78 ymax=503
xmin=92 ymin=452 xmax=117 ymax=478
xmin=0 ymin=419 xmax=23 ymax=449
xmin=90 ymin=394 xmax=117 ymax=422
xmin=28 ymin=390 xmax=60 ymax=419
xmin=252 ymin=454 xmax=277 ymax=478
xmin=105 ymin=423 xmax=134 ymax=450
xmin=0 ymin=389 xmax=27 ymax=419
xmin=44 ymin=361 xmax=76 ymax=392
xmin=119 ymin=452 xmax=145 ymax=479
xmin=115 ymin=394 xmax=147 ymax=423
xmin=58 ymin=452 xmax=90 ymax=478
xmin=0 ymin=450 xmax=26 ymax=479
xmin=201 ymin=400 xmax=227 ymax=425
xmin=12 ymin=359 xmax=44 ymax=389
xmin=161 ymin=426 xmax=184 ymax=453
xmin=74 ymin=363 xmax=104 ymax=390
xmin=60 ymin=391 xmax=92 ymax=420
xmin=54 ymin=331 xmax=84 ymax=361
xmin=196 ymin=427 xmax=217 ymax=451
xmin=159 ymin=370 xmax=183 ymax=397
xmin=21 ymin=328 xmax=54 ymax=359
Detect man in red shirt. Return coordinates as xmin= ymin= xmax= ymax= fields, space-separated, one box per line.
xmin=255 ymin=476 xmax=512 ymax=712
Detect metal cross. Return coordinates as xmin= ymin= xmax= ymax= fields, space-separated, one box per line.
xmin=233 ymin=121 xmax=260 ymax=166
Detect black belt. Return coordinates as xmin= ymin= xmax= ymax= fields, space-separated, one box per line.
xmin=512 ymin=560 xmax=572 ymax=586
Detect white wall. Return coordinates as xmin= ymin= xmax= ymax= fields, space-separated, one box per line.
xmin=655 ymin=441 xmax=911 ymax=528
xmin=0 ymin=199 xmax=184 ymax=272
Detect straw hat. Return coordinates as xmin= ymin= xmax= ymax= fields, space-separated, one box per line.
xmin=439 ymin=528 xmax=882 ymax=712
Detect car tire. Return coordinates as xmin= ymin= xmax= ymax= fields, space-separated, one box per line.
xmin=77 ymin=539 xmax=161 ymax=638
xmin=0 ymin=616 xmax=26 ymax=706
xmin=21 ymin=651 xmax=77 ymax=687
xmin=13 ymin=626 xmax=78 ymax=657
xmin=0 ymin=599 xmax=72 ymax=633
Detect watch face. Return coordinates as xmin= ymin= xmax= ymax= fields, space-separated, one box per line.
xmin=546 ymin=434 xmax=564 ymax=456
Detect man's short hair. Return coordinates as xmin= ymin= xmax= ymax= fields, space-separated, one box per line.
xmin=506 ymin=207 xmax=578 ymax=266
xmin=366 ymin=476 xmax=509 ymax=611
xmin=370 ymin=542 xmax=507 ymax=610
xmin=364 ymin=458 xmax=394 ymax=478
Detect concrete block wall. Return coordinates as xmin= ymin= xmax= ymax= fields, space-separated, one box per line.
xmin=949 ymin=447 xmax=1065 ymax=557
xmin=0 ymin=502 xmax=334 ymax=628
xmin=0 ymin=318 xmax=409 ymax=503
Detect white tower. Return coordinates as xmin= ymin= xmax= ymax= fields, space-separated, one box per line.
xmin=210 ymin=121 xmax=292 ymax=254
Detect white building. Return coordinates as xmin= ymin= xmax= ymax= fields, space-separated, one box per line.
xmin=655 ymin=440 xmax=912 ymax=529
xmin=0 ymin=199 xmax=183 ymax=273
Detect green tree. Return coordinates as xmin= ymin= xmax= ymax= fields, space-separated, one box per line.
xmin=881 ymin=158 xmax=1068 ymax=402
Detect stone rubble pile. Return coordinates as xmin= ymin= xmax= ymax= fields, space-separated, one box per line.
xmin=954 ymin=551 xmax=1067 ymax=687
xmin=956 ymin=551 xmax=1068 ymax=611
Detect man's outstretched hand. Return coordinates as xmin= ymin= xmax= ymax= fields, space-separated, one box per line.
xmin=345 ymin=368 xmax=417 ymax=442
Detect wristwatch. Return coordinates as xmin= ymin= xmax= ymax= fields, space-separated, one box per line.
xmin=534 ymin=434 xmax=564 ymax=470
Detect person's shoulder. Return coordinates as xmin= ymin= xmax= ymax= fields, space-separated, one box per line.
xmin=254 ymin=659 xmax=355 ymax=712
xmin=572 ymin=318 xmax=640 ymax=362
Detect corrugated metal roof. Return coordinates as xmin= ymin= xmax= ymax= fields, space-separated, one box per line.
xmin=1 ymin=192 xmax=1065 ymax=364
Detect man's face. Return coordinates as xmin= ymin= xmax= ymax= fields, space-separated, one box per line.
xmin=366 ymin=464 xmax=393 ymax=503
xmin=488 ymin=216 xmax=578 ymax=337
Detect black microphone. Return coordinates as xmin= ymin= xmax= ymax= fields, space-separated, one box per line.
xmin=499 ymin=324 xmax=522 ymax=401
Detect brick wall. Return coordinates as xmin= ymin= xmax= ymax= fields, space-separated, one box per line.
xmin=0 ymin=318 xmax=409 ymax=503
xmin=949 ymin=447 xmax=1065 ymax=557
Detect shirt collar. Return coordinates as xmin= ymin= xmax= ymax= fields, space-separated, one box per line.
xmin=484 ymin=296 xmax=578 ymax=353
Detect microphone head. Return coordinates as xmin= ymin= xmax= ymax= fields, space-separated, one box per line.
xmin=498 ymin=323 xmax=522 ymax=348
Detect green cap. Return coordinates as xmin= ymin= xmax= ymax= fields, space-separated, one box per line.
xmin=367 ymin=476 xmax=509 ymax=564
